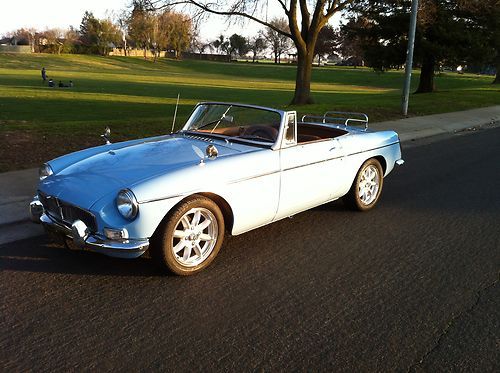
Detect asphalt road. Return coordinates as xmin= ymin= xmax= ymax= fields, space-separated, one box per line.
xmin=1 ymin=127 xmax=499 ymax=372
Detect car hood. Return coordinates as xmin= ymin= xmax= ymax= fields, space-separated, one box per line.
xmin=38 ymin=135 xmax=246 ymax=209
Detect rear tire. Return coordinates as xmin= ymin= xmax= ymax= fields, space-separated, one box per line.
xmin=151 ymin=196 xmax=225 ymax=275
xmin=343 ymin=158 xmax=384 ymax=211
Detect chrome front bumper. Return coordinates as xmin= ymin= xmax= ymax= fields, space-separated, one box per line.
xmin=30 ymin=199 xmax=149 ymax=259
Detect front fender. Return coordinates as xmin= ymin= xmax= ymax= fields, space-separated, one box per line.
xmin=91 ymin=195 xmax=185 ymax=239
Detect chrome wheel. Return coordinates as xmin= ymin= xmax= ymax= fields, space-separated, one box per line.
xmin=171 ymin=207 xmax=218 ymax=267
xmin=358 ymin=165 xmax=380 ymax=205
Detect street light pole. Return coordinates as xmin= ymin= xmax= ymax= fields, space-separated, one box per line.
xmin=402 ymin=0 xmax=419 ymax=116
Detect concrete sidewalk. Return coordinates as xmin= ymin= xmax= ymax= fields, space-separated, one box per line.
xmin=370 ymin=105 xmax=500 ymax=142
xmin=0 ymin=105 xmax=498 ymax=244
xmin=0 ymin=168 xmax=44 ymax=244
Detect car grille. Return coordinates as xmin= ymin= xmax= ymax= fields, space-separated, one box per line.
xmin=39 ymin=192 xmax=97 ymax=232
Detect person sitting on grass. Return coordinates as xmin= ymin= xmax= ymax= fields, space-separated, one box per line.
xmin=48 ymin=79 xmax=54 ymax=87
xmin=58 ymin=81 xmax=71 ymax=88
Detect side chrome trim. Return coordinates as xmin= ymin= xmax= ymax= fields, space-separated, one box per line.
xmin=282 ymin=155 xmax=343 ymax=172
xmin=343 ymin=141 xmax=400 ymax=158
xmin=139 ymin=193 xmax=189 ymax=204
xmin=228 ymin=169 xmax=280 ymax=184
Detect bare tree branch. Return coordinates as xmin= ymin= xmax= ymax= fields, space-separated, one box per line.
xmin=154 ymin=0 xmax=293 ymax=37
xmin=277 ymin=0 xmax=290 ymax=16
xmin=326 ymin=0 xmax=353 ymax=19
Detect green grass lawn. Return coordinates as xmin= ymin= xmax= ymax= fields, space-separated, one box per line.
xmin=0 ymin=53 xmax=498 ymax=171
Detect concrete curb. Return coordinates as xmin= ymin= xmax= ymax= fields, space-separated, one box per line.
xmin=372 ymin=105 xmax=500 ymax=143
xmin=1 ymin=105 xmax=499 ymax=244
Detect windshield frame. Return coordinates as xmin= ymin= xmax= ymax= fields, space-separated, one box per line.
xmin=181 ymin=102 xmax=286 ymax=149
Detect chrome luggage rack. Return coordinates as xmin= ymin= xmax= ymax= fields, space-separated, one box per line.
xmin=301 ymin=111 xmax=369 ymax=130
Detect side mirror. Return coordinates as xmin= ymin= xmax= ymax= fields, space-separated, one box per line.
xmin=206 ymin=144 xmax=218 ymax=159
xmin=101 ymin=126 xmax=111 ymax=144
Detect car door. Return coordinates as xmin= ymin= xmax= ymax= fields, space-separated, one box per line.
xmin=274 ymin=113 xmax=345 ymax=221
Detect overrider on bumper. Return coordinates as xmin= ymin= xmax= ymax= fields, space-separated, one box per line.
xmin=30 ymin=198 xmax=149 ymax=259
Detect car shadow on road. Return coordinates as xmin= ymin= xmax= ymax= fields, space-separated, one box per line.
xmin=0 ymin=235 xmax=170 ymax=277
xmin=0 ymin=201 xmax=350 ymax=278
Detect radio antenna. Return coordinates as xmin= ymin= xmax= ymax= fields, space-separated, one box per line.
xmin=171 ymin=93 xmax=180 ymax=134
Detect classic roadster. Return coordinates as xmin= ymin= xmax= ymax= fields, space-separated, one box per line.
xmin=30 ymin=102 xmax=403 ymax=275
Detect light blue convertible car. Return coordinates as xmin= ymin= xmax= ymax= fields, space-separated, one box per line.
xmin=30 ymin=102 xmax=403 ymax=275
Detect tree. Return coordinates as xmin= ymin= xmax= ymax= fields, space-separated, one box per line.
xmin=164 ymin=11 xmax=192 ymax=59
xmin=128 ymin=2 xmax=155 ymax=58
xmin=338 ymin=18 xmax=368 ymax=67
xmin=116 ymin=11 xmax=130 ymax=56
xmin=62 ymin=27 xmax=80 ymax=54
xmin=154 ymin=0 xmax=355 ymax=104
xmin=212 ymin=34 xmax=230 ymax=56
xmin=189 ymin=27 xmax=206 ymax=54
xmin=40 ymin=29 xmax=64 ymax=54
xmin=97 ymin=19 xmax=122 ymax=56
xmin=314 ymin=25 xmax=339 ymax=65
xmin=346 ymin=0 xmax=481 ymax=93
xmin=79 ymin=11 xmax=121 ymax=55
xmin=457 ymin=0 xmax=500 ymax=84
xmin=248 ymin=35 xmax=267 ymax=62
xmin=229 ymin=33 xmax=248 ymax=58
xmin=262 ymin=18 xmax=291 ymax=64
xmin=11 ymin=28 xmax=37 ymax=52
xmin=80 ymin=11 xmax=101 ymax=53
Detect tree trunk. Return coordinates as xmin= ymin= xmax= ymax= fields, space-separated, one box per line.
xmin=274 ymin=52 xmax=278 ymax=64
xmin=291 ymin=50 xmax=315 ymax=105
xmin=493 ymin=57 xmax=499 ymax=84
xmin=415 ymin=54 xmax=436 ymax=93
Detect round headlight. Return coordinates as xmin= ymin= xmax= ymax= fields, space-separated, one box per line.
xmin=116 ymin=189 xmax=139 ymax=220
xmin=39 ymin=163 xmax=53 ymax=180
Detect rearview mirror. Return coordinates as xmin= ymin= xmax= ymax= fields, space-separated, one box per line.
xmin=222 ymin=115 xmax=234 ymax=123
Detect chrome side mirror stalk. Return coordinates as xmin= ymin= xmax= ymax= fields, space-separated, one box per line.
xmin=101 ymin=126 xmax=111 ymax=145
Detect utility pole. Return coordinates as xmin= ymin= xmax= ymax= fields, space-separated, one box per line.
xmin=402 ymin=0 xmax=419 ymax=116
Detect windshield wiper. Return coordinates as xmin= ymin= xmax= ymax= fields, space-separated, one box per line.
xmin=194 ymin=118 xmax=226 ymax=131
xmin=236 ymin=135 xmax=274 ymax=143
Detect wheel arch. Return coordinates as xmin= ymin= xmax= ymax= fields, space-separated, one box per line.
xmin=194 ymin=192 xmax=234 ymax=234
xmin=373 ymin=155 xmax=387 ymax=175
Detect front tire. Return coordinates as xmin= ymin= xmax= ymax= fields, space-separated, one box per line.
xmin=151 ymin=196 xmax=225 ymax=275
xmin=343 ymin=158 xmax=384 ymax=211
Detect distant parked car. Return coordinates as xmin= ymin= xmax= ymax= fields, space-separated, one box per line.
xmin=30 ymin=102 xmax=404 ymax=275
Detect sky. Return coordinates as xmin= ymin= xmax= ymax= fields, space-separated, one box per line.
xmin=0 ymin=0 xmax=341 ymax=41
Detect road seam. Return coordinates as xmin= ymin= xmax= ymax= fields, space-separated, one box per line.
xmin=406 ymin=273 xmax=500 ymax=372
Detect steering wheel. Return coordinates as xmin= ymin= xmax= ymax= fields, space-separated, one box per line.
xmin=242 ymin=126 xmax=278 ymax=142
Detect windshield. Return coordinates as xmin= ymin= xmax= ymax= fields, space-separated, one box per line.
xmin=183 ymin=104 xmax=282 ymax=144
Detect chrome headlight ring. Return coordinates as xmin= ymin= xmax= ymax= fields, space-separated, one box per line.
xmin=116 ymin=189 xmax=139 ymax=220
xmin=39 ymin=163 xmax=53 ymax=180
